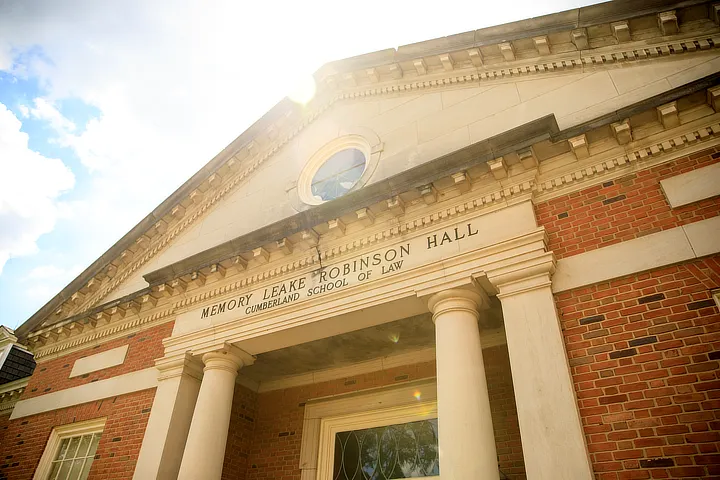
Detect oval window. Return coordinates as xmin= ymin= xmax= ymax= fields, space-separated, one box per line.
xmin=310 ymin=148 xmax=367 ymax=202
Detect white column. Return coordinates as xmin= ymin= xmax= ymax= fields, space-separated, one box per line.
xmin=177 ymin=345 xmax=249 ymax=480
xmin=133 ymin=354 xmax=202 ymax=480
xmin=489 ymin=257 xmax=594 ymax=480
xmin=428 ymin=289 xmax=499 ymax=480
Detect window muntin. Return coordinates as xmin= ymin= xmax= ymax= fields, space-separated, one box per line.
xmin=333 ymin=418 xmax=439 ymax=480
xmin=310 ymin=148 xmax=367 ymax=202
xmin=46 ymin=432 xmax=101 ymax=480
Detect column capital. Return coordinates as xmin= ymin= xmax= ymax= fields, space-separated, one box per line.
xmin=155 ymin=352 xmax=204 ymax=381
xmin=200 ymin=343 xmax=254 ymax=374
xmin=427 ymin=288 xmax=489 ymax=323
xmin=486 ymin=252 xmax=555 ymax=298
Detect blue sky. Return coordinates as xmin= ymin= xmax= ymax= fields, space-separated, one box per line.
xmin=0 ymin=0 xmax=598 ymax=329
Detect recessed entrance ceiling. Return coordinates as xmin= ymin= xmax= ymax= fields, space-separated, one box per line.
xmin=239 ymin=301 xmax=506 ymax=383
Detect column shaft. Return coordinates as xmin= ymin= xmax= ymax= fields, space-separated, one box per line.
xmin=177 ymin=351 xmax=243 ymax=480
xmin=496 ymin=273 xmax=594 ymax=479
xmin=429 ymin=290 xmax=499 ymax=480
xmin=133 ymin=362 xmax=201 ymax=480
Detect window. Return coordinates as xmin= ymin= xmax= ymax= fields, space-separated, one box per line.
xmin=311 ymin=148 xmax=367 ymax=202
xmin=333 ymin=419 xmax=439 ymax=480
xmin=46 ymin=432 xmax=101 ymax=480
xmin=316 ymin=398 xmax=440 ymax=480
xmin=297 ymin=134 xmax=382 ymax=206
xmin=33 ymin=418 xmax=105 ymax=480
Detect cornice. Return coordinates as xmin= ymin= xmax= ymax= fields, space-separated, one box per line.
xmin=331 ymin=33 xmax=720 ymax=100
xmin=0 ymin=377 xmax=29 ymax=416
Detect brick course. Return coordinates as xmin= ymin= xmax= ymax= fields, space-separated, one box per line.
xmin=536 ymin=147 xmax=720 ymax=259
xmin=556 ymin=257 xmax=720 ymax=479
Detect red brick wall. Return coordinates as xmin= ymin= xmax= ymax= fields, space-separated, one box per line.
xmin=536 ymin=147 xmax=720 ymax=259
xmin=23 ymin=322 xmax=173 ymax=400
xmin=484 ymin=346 xmax=526 ymax=479
xmin=557 ymin=257 xmax=720 ymax=479
xmin=222 ymin=384 xmax=258 ymax=480
xmin=238 ymin=346 xmax=525 ymax=480
xmin=0 ymin=389 xmax=155 ymax=480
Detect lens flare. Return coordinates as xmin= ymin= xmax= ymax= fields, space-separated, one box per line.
xmin=388 ymin=333 xmax=400 ymax=343
xmin=413 ymin=390 xmax=422 ymax=401
xmin=288 ymin=76 xmax=316 ymax=105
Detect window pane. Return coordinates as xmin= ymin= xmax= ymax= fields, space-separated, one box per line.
xmin=47 ymin=462 xmax=61 ymax=480
xmin=68 ymin=459 xmax=84 ymax=480
xmin=333 ymin=419 xmax=439 ymax=479
xmin=57 ymin=460 xmax=72 ymax=480
xmin=311 ymin=148 xmax=366 ymax=201
xmin=76 ymin=435 xmax=92 ymax=458
xmin=79 ymin=458 xmax=93 ymax=480
xmin=66 ymin=437 xmax=81 ymax=459
xmin=88 ymin=433 xmax=101 ymax=457
xmin=55 ymin=439 xmax=70 ymax=461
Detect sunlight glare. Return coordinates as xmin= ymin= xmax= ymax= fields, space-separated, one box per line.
xmin=288 ymin=75 xmax=316 ymax=105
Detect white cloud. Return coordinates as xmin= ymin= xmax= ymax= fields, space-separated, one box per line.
xmin=29 ymin=97 xmax=75 ymax=133
xmin=23 ymin=263 xmax=83 ymax=300
xmin=0 ymin=41 xmax=11 ymax=71
xmin=24 ymin=265 xmax=65 ymax=280
xmin=17 ymin=104 xmax=29 ymax=118
xmin=0 ymin=102 xmax=75 ymax=274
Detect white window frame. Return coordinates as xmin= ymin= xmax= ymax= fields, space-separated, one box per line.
xmin=317 ymin=402 xmax=440 ymax=480
xmin=296 ymin=131 xmax=383 ymax=206
xmin=33 ymin=417 xmax=106 ymax=480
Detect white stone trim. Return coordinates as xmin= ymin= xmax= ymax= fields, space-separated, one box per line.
xmin=317 ymin=403 xmax=439 ymax=480
xmin=0 ymin=377 xmax=29 ymax=416
xmin=70 ymin=344 xmax=128 ymax=378
xmin=11 ymin=367 xmax=158 ymax=420
xmin=660 ymin=162 xmax=720 ymax=208
xmin=0 ymin=344 xmax=12 ymax=371
xmin=33 ymin=417 xmax=106 ymax=480
xmin=713 ymin=290 xmax=720 ymax=309
xmin=552 ymin=215 xmax=720 ymax=293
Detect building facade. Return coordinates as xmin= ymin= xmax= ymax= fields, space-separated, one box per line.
xmin=2 ymin=1 xmax=720 ymax=479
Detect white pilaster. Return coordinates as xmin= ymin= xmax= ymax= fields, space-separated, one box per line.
xmin=489 ymin=255 xmax=594 ymax=480
xmin=133 ymin=354 xmax=202 ymax=480
xmin=427 ymin=289 xmax=499 ymax=480
xmin=177 ymin=345 xmax=253 ymax=480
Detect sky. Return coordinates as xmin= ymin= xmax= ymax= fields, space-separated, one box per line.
xmin=0 ymin=0 xmax=601 ymax=329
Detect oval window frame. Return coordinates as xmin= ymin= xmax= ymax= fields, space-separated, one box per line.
xmin=298 ymin=134 xmax=381 ymax=206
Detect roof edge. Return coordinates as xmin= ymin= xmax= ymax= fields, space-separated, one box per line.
xmin=315 ymin=0 xmax=709 ymax=76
